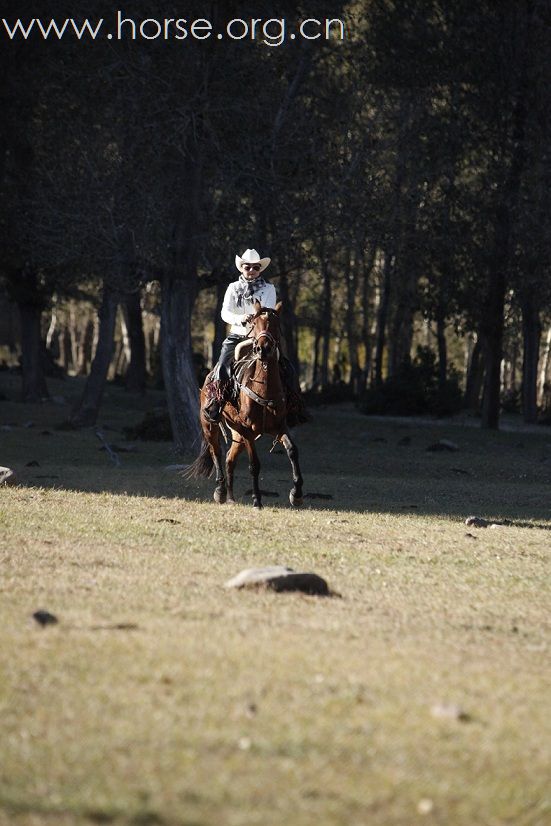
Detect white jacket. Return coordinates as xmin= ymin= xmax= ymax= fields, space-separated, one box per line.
xmin=221 ymin=278 xmax=277 ymax=335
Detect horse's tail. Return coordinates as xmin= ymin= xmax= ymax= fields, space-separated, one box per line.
xmin=182 ymin=435 xmax=214 ymax=479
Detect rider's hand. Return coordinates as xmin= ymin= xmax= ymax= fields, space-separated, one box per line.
xmin=242 ymin=314 xmax=254 ymax=325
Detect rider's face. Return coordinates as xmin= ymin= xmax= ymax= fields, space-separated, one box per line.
xmin=242 ymin=264 xmax=262 ymax=281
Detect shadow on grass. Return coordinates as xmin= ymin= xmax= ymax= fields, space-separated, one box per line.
xmin=11 ymin=467 xmax=551 ymax=529
xmin=2 ymin=375 xmax=551 ymax=527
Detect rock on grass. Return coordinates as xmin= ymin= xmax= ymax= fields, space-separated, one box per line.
xmin=465 ymin=516 xmax=490 ymax=528
xmin=32 ymin=609 xmax=58 ymax=627
xmin=225 ymin=566 xmax=334 ymax=596
xmin=0 ymin=466 xmax=16 ymax=486
xmin=431 ymin=703 xmax=471 ymax=722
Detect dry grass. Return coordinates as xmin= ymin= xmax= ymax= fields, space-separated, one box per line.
xmin=0 ymin=375 xmax=550 ymax=826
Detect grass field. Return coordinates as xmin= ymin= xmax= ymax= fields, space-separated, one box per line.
xmin=1 ymin=375 xmax=550 ymax=826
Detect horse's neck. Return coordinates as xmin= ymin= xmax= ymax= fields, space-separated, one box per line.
xmin=251 ymin=353 xmax=282 ymax=396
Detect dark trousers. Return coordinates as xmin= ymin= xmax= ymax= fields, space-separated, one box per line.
xmin=212 ymin=334 xmax=246 ymax=383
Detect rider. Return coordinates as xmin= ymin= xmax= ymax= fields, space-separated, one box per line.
xmin=202 ymin=248 xmax=308 ymax=425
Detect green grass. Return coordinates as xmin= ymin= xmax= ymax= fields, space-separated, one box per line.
xmin=0 ymin=375 xmax=550 ymax=825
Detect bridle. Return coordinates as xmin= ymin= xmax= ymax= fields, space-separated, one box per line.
xmin=248 ymin=309 xmax=280 ymax=361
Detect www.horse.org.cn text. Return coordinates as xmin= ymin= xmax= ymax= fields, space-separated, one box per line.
xmin=1 ymin=14 xmax=347 ymax=47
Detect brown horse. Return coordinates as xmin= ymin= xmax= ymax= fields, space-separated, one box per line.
xmin=186 ymin=300 xmax=304 ymax=509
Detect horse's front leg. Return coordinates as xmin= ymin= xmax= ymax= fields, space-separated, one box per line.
xmin=244 ymin=439 xmax=262 ymax=508
xmin=280 ymin=432 xmax=304 ymax=506
xmin=204 ymin=420 xmax=227 ymax=504
xmin=226 ymin=435 xmax=245 ymax=504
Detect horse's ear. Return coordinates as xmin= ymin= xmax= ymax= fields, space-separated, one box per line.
xmin=254 ymin=299 xmax=261 ymax=313
xmin=275 ymin=301 xmax=283 ymax=314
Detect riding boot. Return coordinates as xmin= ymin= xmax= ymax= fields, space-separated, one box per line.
xmin=202 ymin=378 xmax=228 ymax=423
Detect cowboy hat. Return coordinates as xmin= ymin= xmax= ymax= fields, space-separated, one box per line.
xmin=235 ymin=248 xmax=271 ymax=273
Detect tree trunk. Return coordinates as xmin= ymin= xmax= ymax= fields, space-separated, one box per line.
xmin=345 ymin=247 xmax=361 ymax=393
xmin=311 ymin=326 xmax=321 ymax=389
xmin=538 ymin=326 xmax=551 ymax=406
xmin=521 ymin=296 xmax=541 ymax=423
xmin=273 ymin=249 xmax=299 ymax=370
xmin=160 ymin=274 xmax=200 ymax=451
xmin=480 ymin=231 xmax=508 ymax=429
xmin=359 ymin=244 xmax=377 ymax=394
xmin=278 ymin=269 xmax=299 ymax=370
xmin=80 ymin=319 xmax=95 ymax=374
xmin=160 ymin=124 xmax=203 ymax=450
xmin=374 ymin=251 xmax=392 ymax=387
xmin=124 ymin=291 xmax=147 ymax=394
xmin=481 ymin=14 xmax=531 ymax=428
xmin=68 ymin=301 xmax=80 ymax=373
xmin=18 ymin=293 xmax=49 ymax=402
xmin=388 ymin=300 xmax=414 ymax=376
xmin=59 ymin=327 xmax=70 ymax=372
xmin=69 ymin=284 xmax=119 ymax=426
xmin=464 ymin=338 xmax=484 ymax=411
xmin=45 ymin=304 xmax=57 ymax=350
xmin=436 ymin=308 xmax=447 ymax=390
xmin=319 ymin=258 xmax=332 ymax=388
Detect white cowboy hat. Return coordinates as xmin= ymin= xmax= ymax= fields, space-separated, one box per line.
xmin=235 ymin=248 xmax=271 ymax=273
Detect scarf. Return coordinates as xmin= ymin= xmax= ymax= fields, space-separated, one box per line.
xmin=234 ymin=273 xmax=266 ymax=308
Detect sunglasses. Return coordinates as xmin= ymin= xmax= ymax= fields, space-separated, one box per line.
xmin=243 ymin=264 xmax=261 ymax=271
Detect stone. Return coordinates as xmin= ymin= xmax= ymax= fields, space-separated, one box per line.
xmin=431 ymin=703 xmax=470 ymax=722
xmin=33 ymin=609 xmax=58 ymax=627
xmin=426 ymin=439 xmax=459 ymax=452
xmin=465 ymin=516 xmax=490 ymax=528
xmin=417 ymin=799 xmax=434 ymax=815
xmin=225 ymin=566 xmax=333 ymax=596
xmin=0 ymin=467 xmax=16 ymax=486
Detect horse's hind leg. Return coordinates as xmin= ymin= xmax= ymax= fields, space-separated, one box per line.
xmin=226 ymin=433 xmax=245 ymax=504
xmin=244 ymin=439 xmax=262 ymax=509
xmin=280 ymin=432 xmax=304 ymax=506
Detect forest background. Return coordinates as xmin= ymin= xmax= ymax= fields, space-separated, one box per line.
xmin=2 ymin=0 xmax=550 ymax=449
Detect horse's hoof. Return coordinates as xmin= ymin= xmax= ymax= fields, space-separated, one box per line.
xmin=253 ymin=500 xmax=262 ymax=509
xmin=289 ymin=492 xmax=303 ymax=507
xmin=214 ymin=489 xmax=227 ymax=504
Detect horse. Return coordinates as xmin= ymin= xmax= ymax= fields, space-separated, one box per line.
xmin=185 ymin=300 xmax=304 ymax=509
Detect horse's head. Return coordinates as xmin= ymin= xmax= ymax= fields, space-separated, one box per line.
xmin=249 ymin=299 xmax=282 ymax=360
